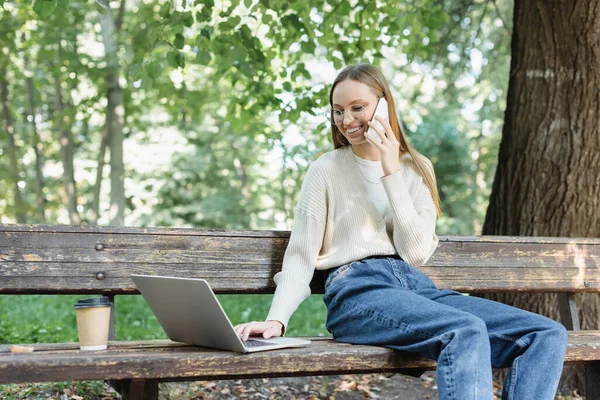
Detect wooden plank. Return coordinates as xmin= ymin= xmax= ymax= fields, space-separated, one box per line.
xmin=0 ymin=224 xmax=292 ymax=238
xmin=4 ymin=225 xmax=600 ymax=245
xmin=1 ymin=268 xmax=599 ymax=294
xmin=0 ymin=332 xmax=599 ymax=384
xmin=0 ymin=231 xmax=290 ymax=251
xmin=3 ymin=262 xmax=600 ymax=293
xmin=0 ymin=338 xmax=436 ymax=383
xmin=0 ymin=275 xmax=292 ymax=294
xmin=3 ymin=232 xmax=599 ymax=266
xmin=0 ymin=248 xmax=285 ymax=264
xmin=2 ymin=225 xmax=600 ymax=294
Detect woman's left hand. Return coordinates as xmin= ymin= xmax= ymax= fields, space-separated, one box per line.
xmin=366 ymin=116 xmax=400 ymax=176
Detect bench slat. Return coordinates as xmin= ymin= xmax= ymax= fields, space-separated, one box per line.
xmin=1 ymin=332 xmax=599 ymax=384
xmin=2 ymin=225 xmax=600 ymax=294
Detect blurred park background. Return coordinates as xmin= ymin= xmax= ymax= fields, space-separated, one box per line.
xmin=1 ymin=0 xmax=509 ymax=335
xmin=2 ymin=0 xmax=598 ymax=397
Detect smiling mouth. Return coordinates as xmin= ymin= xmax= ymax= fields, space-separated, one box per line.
xmin=345 ymin=126 xmax=364 ymax=135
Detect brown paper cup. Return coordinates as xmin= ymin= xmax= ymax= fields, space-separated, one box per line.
xmin=75 ymin=298 xmax=111 ymax=351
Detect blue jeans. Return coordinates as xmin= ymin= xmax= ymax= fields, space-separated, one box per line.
xmin=323 ymin=256 xmax=568 ymax=400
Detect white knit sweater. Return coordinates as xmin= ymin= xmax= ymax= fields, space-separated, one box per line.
xmin=266 ymin=145 xmax=439 ymax=330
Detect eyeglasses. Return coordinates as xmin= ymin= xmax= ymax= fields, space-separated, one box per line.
xmin=330 ymin=104 xmax=368 ymax=123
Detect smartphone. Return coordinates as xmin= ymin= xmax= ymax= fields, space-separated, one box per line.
xmin=366 ymin=97 xmax=389 ymax=145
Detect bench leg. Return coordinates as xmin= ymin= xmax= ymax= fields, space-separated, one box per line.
xmin=586 ymin=362 xmax=600 ymax=400
xmin=108 ymin=378 xmax=159 ymax=400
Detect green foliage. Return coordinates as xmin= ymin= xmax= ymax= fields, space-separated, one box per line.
xmin=0 ymin=0 xmax=513 ymax=234
xmin=32 ymin=0 xmax=57 ymax=18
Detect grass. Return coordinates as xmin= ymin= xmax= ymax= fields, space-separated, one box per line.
xmin=0 ymin=294 xmax=329 ymax=398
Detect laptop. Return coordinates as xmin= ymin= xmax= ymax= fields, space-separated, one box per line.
xmin=130 ymin=274 xmax=311 ymax=353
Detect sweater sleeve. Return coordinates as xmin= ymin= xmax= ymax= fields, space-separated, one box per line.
xmin=265 ymin=163 xmax=328 ymax=332
xmin=381 ymin=159 xmax=438 ymax=267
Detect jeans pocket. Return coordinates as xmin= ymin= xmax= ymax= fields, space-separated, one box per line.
xmin=324 ymin=262 xmax=354 ymax=292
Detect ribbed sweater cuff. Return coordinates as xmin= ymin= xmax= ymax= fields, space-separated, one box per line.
xmin=265 ymin=271 xmax=312 ymax=333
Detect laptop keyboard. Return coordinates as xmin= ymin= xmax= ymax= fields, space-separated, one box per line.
xmin=244 ymin=339 xmax=274 ymax=348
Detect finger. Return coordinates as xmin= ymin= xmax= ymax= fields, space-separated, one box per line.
xmin=368 ymin=121 xmax=386 ymax=142
xmin=242 ymin=324 xmax=262 ymax=341
xmin=235 ymin=323 xmax=250 ymax=334
xmin=263 ymin=326 xmax=279 ymax=339
xmin=365 ymin=131 xmax=383 ymax=149
xmin=234 ymin=324 xmax=245 ymax=335
xmin=373 ymin=117 xmax=391 ymax=139
xmin=375 ymin=116 xmax=397 ymax=143
xmin=366 ymin=125 xmax=384 ymax=148
xmin=241 ymin=325 xmax=253 ymax=340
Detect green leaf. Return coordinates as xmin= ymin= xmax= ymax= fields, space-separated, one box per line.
xmin=183 ymin=12 xmax=194 ymax=27
xmin=195 ymin=50 xmax=211 ymax=65
xmin=196 ymin=10 xmax=211 ymax=23
xmin=300 ymin=67 xmax=311 ymax=79
xmin=239 ymin=25 xmax=253 ymax=48
xmin=300 ymin=40 xmax=316 ymax=54
xmin=174 ymin=34 xmax=185 ymax=50
xmin=283 ymin=82 xmax=292 ymax=91
xmin=196 ymin=35 xmax=210 ymax=50
xmin=337 ymin=0 xmax=351 ymax=16
xmin=159 ymin=2 xmax=170 ymax=18
xmin=167 ymin=51 xmax=184 ymax=69
xmin=281 ymin=14 xmax=305 ymax=32
xmin=32 ymin=0 xmax=58 ymax=18
xmin=167 ymin=51 xmax=179 ymax=68
xmin=220 ymin=16 xmax=241 ymax=31
xmin=240 ymin=62 xmax=256 ymax=77
xmin=244 ymin=0 xmax=252 ymax=8
xmin=176 ymin=52 xmax=185 ymax=68
xmin=145 ymin=61 xmax=160 ymax=79
xmin=332 ymin=56 xmax=342 ymax=69
xmin=171 ymin=23 xmax=184 ymax=35
xmin=231 ymin=45 xmax=248 ymax=64
xmin=200 ymin=28 xmax=211 ymax=40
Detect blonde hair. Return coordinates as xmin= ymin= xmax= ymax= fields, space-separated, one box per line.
xmin=329 ymin=63 xmax=442 ymax=216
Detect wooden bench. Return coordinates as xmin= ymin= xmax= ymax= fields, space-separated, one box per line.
xmin=1 ymin=224 xmax=599 ymax=399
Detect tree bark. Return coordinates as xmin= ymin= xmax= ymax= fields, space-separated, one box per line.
xmin=54 ymin=43 xmax=80 ymax=224
xmin=482 ymin=0 xmax=600 ymax=394
xmin=25 ymin=56 xmax=46 ymax=223
xmin=1 ymin=78 xmax=26 ymax=223
xmin=99 ymin=0 xmax=126 ymax=226
xmin=92 ymin=129 xmax=109 ymax=226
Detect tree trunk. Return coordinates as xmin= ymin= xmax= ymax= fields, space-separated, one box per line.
xmin=25 ymin=56 xmax=46 ymax=223
xmin=482 ymin=0 xmax=600 ymax=394
xmin=54 ymin=43 xmax=80 ymax=224
xmin=1 ymin=78 xmax=26 ymax=223
xmin=99 ymin=0 xmax=125 ymax=226
xmin=92 ymin=129 xmax=109 ymax=226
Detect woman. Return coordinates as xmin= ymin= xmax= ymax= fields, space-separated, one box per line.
xmin=234 ymin=63 xmax=567 ymax=400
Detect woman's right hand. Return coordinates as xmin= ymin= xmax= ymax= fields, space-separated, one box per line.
xmin=233 ymin=320 xmax=284 ymax=341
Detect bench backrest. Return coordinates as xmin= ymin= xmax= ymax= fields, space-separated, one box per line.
xmin=1 ymin=224 xmax=599 ymax=295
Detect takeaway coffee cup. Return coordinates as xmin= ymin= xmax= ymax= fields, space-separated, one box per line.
xmin=74 ymin=296 xmax=112 ymax=351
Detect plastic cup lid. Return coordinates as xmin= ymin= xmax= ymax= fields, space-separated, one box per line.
xmin=74 ymin=296 xmax=112 ymax=308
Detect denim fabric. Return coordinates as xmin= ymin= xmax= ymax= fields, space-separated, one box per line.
xmin=323 ymin=256 xmax=568 ymax=400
